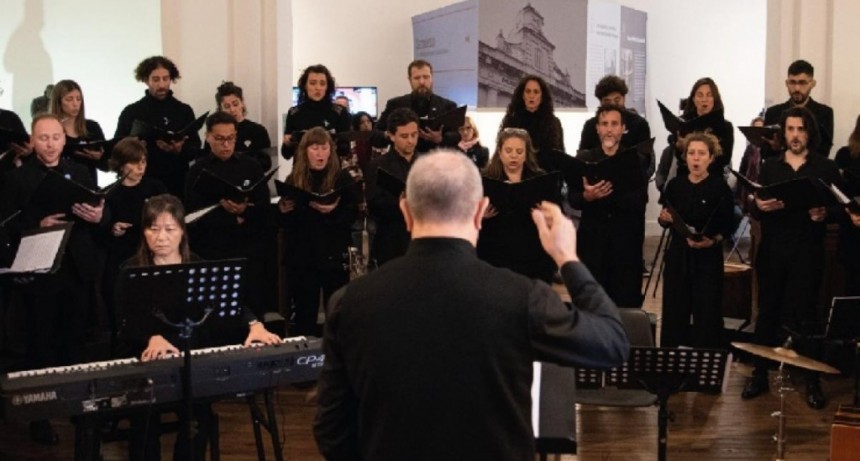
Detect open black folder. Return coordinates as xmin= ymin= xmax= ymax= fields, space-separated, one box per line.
xmin=657 ymin=100 xmax=725 ymax=136
xmin=567 ymin=146 xmax=648 ymax=195
xmin=133 ymin=111 xmax=209 ymax=143
xmin=0 ymin=223 xmax=73 ymax=275
xmin=663 ymin=198 xmax=723 ymax=242
xmin=0 ymin=126 xmax=29 ymax=147
xmin=821 ymin=180 xmax=860 ymax=214
xmin=482 ymin=171 xmax=560 ymax=214
xmin=33 ymin=170 xmax=125 ymax=208
xmin=376 ymin=168 xmax=406 ymax=197
xmin=730 ymin=170 xmax=833 ymax=210
xmin=738 ymin=125 xmax=781 ymax=149
xmin=275 ymin=178 xmax=361 ymax=206
xmin=419 ymin=105 xmax=467 ymax=131
xmin=192 ymin=167 xmax=278 ymax=204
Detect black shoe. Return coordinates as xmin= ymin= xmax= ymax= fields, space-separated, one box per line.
xmin=741 ymin=376 xmax=769 ymax=399
xmin=29 ymin=420 xmax=59 ymax=446
xmin=805 ymin=381 xmax=827 ymax=410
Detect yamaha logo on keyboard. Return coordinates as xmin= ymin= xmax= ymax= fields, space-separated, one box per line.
xmin=11 ymin=390 xmax=58 ymax=406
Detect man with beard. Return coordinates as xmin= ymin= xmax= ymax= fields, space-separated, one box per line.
xmin=375 ymin=60 xmax=460 ymax=154
xmin=115 ymin=56 xmax=201 ymax=199
xmin=741 ymin=107 xmax=841 ymax=410
xmin=578 ymin=75 xmax=651 ymax=151
xmin=763 ymin=60 xmax=834 ymax=159
xmin=570 ymin=105 xmax=648 ymax=308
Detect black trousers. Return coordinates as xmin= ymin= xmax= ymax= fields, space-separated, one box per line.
xmin=287 ymin=266 xmax=348 ymax=337
xmin=577 ymin=212 xmax=645 ymax=308
xmin=661 ymin=241 xmax=724 ymax=348
xmin=753 ymin=237 xmax=825 ymax=377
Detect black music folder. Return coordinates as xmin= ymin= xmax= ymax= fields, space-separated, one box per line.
xmin=0 ymin=126 xmax=29 ymax=147
xmin=730 ymin=170 xmax=832 ymax=210
xmin=0 ymin=223 xmax=72 ymax=275
xmin=657 ymin=99 xmax=725 ymax=136
xmin=419 ymin=105 xmax=467 ymax=131
xmin=275 ymin=178 xmax=360 ymax=206
xmin=376 ymin=168 xmax=406 ymax=197
xmin=482 ymin=171 xmax=560 ymax=213
xmin=663 ymin=198 xmax=723 ymax=242
xmin=193 ymin=167 xmax=278 ymax=203
xmin=33 ymin=170 xmax=125 ymax=208
xmin=738 ymin=125 xmax=781 ymax=149
xmin=135 ymin=112 xmax=209 ymax=142
xmin=570 ymin=147 xmax=647 ymax=195
xmin=822 ymin=180 xmax=860 ymax=214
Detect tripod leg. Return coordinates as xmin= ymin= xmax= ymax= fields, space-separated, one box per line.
xmin=652 ymin=233 xmax=671 ymax=298
xmin=643 ymin=228 xmax=667 ymax=295
xmin=247 ymin=395 xmax=267 ymax=461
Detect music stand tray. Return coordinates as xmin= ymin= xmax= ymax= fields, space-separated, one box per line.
xmin=583 ymin=346 xmax=731 ymax=461
xmin=118 ymin=258 xmax=247 ymax=461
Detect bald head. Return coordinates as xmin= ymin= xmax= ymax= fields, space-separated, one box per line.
xmin=406 ymin=150 xmax=483 ymax=224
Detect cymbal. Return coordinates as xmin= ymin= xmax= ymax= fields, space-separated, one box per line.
xmin=731 ymin=342 xmax=840 ymax=374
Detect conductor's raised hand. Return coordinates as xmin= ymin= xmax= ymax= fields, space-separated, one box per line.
xmin=531 ymin=201 xmax=578 ymax=267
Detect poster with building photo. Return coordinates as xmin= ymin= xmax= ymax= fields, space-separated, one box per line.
xmin=476 ymin=0 xmax=587 ymax=108
xmin=585 ymin=1 xmax=647 ymax=115
xmin=412 ymin=0 xmax=480 ymax=106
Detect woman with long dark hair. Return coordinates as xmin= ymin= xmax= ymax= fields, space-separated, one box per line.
xmin=280 ymin=64 xmax=351 ymax=160
xmin=499 ymin=75 xmax=565 ymax=156
xmin=673 ymin=77 xmax=735 ymax=175
xmin=50 ymin=79 xmax=107 ymax=183
xmin=278 ymin=127 xmax=358 ymax=336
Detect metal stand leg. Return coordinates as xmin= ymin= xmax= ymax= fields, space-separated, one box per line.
xmin=652 ymin=232 xmax=672 ymax=298
xmin=247 ymin=389 xmax=284 ymax=461
xmin=644 ymin=228 xmax=669 ymax=297
xmin=772 ymin=365 xmax=792 ymax=461
xmin=726 ymin=216 xmax=749 ymax=264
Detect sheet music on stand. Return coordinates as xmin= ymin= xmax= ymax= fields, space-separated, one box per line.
xmin=0 ymin=223 xmax=73 ymax=274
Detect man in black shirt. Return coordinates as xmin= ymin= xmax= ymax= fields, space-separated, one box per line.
xmin=185 ymin=112 xmax=270 ymax=319
xmin=365 ymin=108 xmax=420 ymax=266
xmin=571 ymin=105 xmax=648 ymax=308
xmin=315 ymin=149 xmax=629 ymax=461
xmin=578 ymin=75 xmax=651 ymax=152
xmin=115 ymin=56 xmax=201 ymax=199
xmin=763 ymin=59 xmax=834 ymax=159
xmin=742 ymin=107 xmax=841 ymax=409
xmin=0 ymin=114 xmax=108 ymax=444
xmin=375 ymin=60 xmax=460 ymax=154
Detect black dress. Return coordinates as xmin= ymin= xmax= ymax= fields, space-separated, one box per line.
xmin=279 ymin=169 xmax=358 ymax=336
xmin=477 ymin=169 xmax=557 ymax=283
xmin=659 ymin=173 xmax=734 ymax=348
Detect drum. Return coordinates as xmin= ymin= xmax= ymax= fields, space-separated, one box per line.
xmin=722 ymin=263 xmax=752 ymax=320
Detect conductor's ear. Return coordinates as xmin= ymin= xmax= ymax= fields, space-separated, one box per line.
xmin=400 ymin=197 xmax=414 ymax=233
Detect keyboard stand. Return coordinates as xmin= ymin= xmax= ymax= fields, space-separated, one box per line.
xmin=247 ymin=389 xmax=283 ymax=461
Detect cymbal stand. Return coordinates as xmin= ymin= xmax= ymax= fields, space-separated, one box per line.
xmin=772 ymin=362 xmax=792 ymax=461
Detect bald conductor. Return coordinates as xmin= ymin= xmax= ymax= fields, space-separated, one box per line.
xmin=314 ymin=149 xmax=629 ymax=461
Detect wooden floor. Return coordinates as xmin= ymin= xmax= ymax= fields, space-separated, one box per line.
xmin=1 ymin=236 xmax=855 ymax=460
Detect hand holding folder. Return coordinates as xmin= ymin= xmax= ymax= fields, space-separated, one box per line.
xmin=275 ymin=178 xmax=361 ymax=207
xmin=482 ymin=172 xmax=560 ymax=214
xmin=192 ymin=167 xmax=278 ymax=204
xmin=657 ymin=100 xmax=725 ymax=136
xmin=32 ymin=170 xmax=125 ymax=210
xmin=419 ymin=106 xmax=467 ymax=132
xmin=731 ymin=169 xmax=833 ymax=210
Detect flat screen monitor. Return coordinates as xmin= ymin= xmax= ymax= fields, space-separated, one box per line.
xmin=291 ymin=86 xmax=378 ymax=118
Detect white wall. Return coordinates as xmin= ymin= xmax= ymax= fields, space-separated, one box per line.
xmin=0 ymin=0 xmax=162 ymax=135
xmin=291 ymin=0 xmax=767 ymax=234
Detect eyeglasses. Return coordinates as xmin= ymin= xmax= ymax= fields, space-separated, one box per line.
xmin=213 ymin=135 xmax=237 ymax=144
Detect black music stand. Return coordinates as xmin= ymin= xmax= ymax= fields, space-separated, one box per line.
xmin=608 ymin=346 xmax=731 ymax=461
xmin=826 ymin=297 xmax=860 ymax=406
xmin=121 ymin=258 xmax=247 ymax=461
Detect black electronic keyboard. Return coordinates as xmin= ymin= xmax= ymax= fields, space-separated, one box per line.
xmin=0 ymin=336 xmax=323 ymax=422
